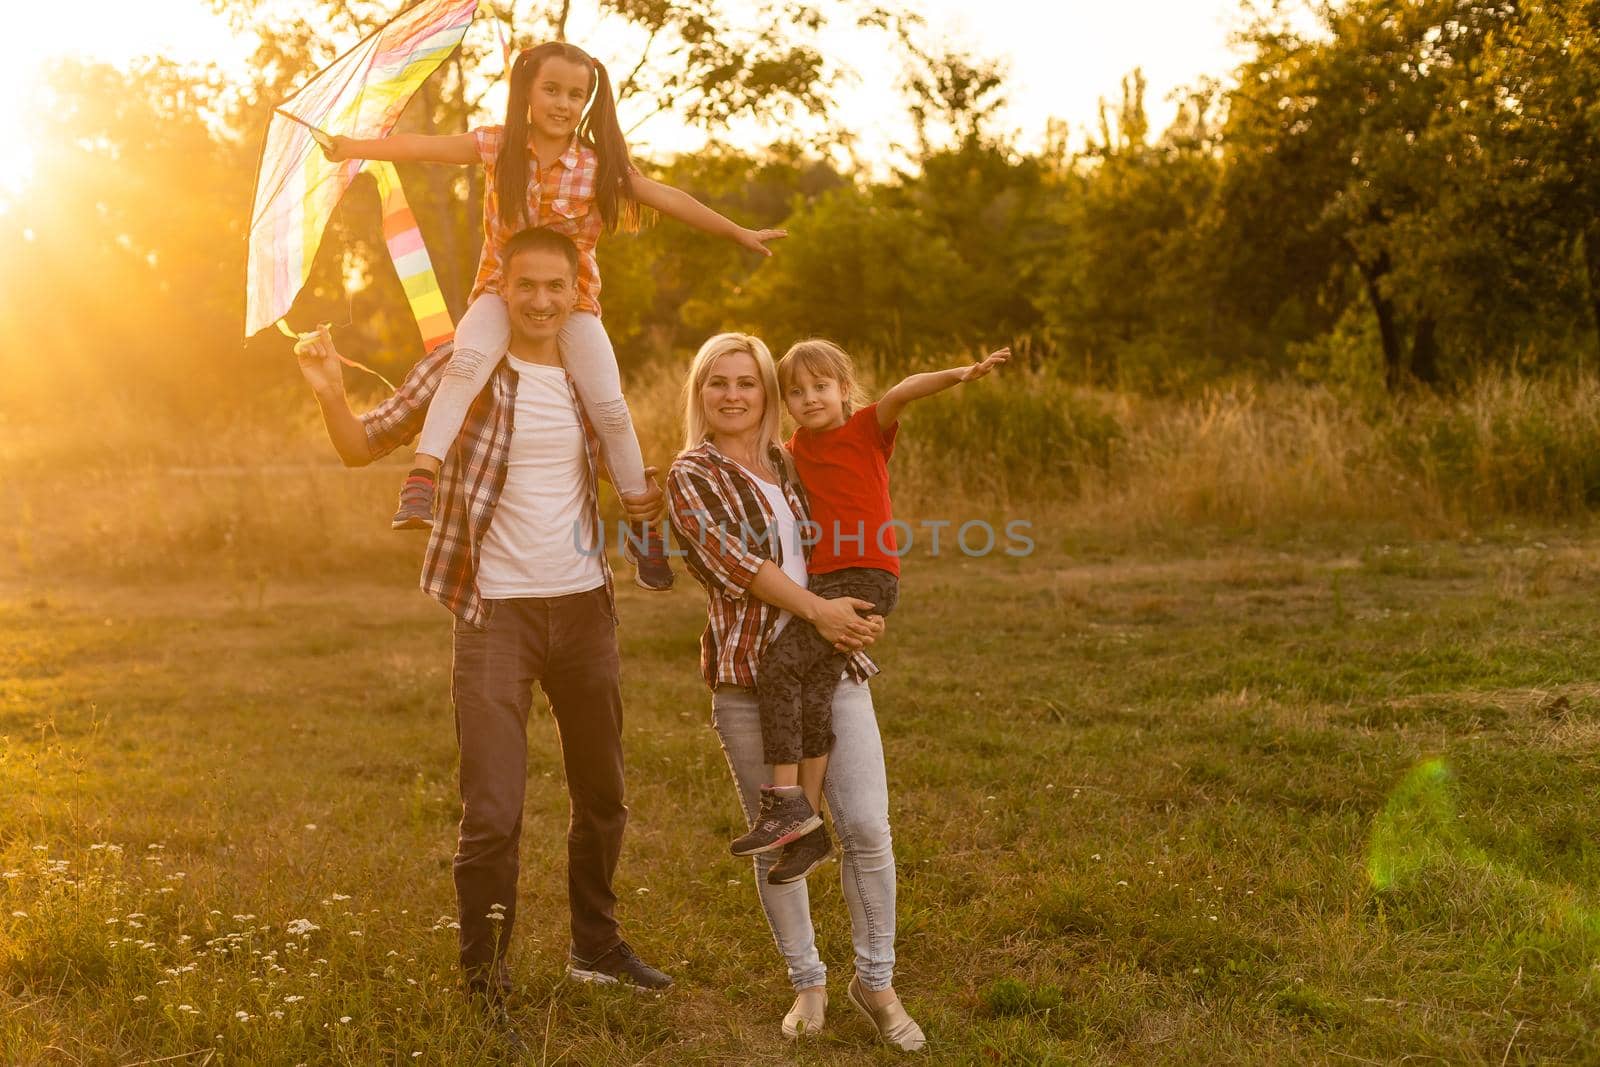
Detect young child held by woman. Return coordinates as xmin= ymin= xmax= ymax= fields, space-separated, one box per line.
xmin=730 ymin=338 xmax=1009 ymax=884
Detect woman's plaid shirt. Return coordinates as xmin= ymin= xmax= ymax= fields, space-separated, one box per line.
xmin=667 ymin=440 xmax=878 ymax=690
xmin=360 ymin=342 xmax=615 ymax=628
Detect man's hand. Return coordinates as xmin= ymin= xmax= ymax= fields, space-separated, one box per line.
xmin=620 ymin=467 xmax=666 ymax=522
xmin=294 ymin=325 xmax=344 ymax=396
xmin=960 ymin=347 xmax=1011 ymax=383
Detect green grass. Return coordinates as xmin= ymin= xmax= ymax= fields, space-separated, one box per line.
xmin=5 ymin=507 xmax=1600 ymax=1063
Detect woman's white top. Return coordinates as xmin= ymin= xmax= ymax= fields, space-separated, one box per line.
xmin=735 ymin=461 xmax=810 ymax=639
xmin=476 ymin=356 xmax=606 ymax=599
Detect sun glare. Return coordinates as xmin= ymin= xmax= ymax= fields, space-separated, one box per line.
xmin=0 ymin=62 xmax=41 ymax=202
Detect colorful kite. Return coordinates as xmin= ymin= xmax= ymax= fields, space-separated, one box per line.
xmin=245 ymin=0 xmax=479 ymax=348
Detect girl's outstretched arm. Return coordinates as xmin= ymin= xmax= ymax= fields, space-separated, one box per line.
xmin=876 ymin=347 xmax=1010 ymax=429
xmin=628 ymin=175 xmax=786 ymax=256
xmin=323 ymin=132 xmax=478 ymax=165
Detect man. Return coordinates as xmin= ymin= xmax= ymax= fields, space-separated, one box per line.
xmin=294 ymin=227 xmax=672 ymax=1029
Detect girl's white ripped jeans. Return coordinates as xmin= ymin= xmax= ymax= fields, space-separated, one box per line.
xmin=711 ymin=677 xmax=899 ymax=992
xmin=414 ymin=292 xmax=649 ymax=497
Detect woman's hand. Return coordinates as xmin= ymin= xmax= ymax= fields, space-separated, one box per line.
xmin=735 ymin=227 xmax=787 ymax=257
xmin=807 ymin=595 xmax=877 ymax=648
xmin=960 ymin=347 xmax=1010 ymax=382
xmin=834 ymin=613 xmax=885 ymax=652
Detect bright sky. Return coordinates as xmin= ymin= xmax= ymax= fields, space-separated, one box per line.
xmin=0 ymin=0 xmax=1278 ymax=198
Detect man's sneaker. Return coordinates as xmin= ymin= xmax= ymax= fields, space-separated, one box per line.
xmin=567 ymin=940 xmax=673 ymax=992
xmin=730 ymin=786 xmax=821 ymax=857
xmin=391 ymin=473 xmax=436 ymax=530
xmin=624 ymin=524 xmax=674 ymax=591
xmin=768 ymin=825 xmax=834 ymax=885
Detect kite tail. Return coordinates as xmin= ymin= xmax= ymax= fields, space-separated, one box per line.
xmin=368 ymin=160 xmax=456 ymax=354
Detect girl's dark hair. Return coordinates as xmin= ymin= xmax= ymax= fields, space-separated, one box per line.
xmin=496 ymin=42 xmax=639 ymax=234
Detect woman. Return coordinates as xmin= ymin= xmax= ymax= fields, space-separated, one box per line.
xmin=666 ymin=333 xmax=926 ymax=1051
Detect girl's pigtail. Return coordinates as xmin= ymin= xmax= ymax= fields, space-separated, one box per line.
xmin=496 ymin=47 xmax=543 ymax=230
xmin=582 ymin=59 xmax=644 ymax=233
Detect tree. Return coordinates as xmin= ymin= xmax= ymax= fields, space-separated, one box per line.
xmin=1483 ymin=0 xmax=1600 ymax=364
xmin=1034 ymin=72 xmax=1231 ymax=388
xmin=1214 ymin=0 xmax=1581 ymax=391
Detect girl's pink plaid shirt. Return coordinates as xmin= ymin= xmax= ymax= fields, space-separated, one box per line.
xmin=469 ymin=125 xmax=605 ymax=314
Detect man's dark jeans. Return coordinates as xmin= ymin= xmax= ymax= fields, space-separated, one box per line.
xmin=449 ymin=585 xmax=626 ymax=994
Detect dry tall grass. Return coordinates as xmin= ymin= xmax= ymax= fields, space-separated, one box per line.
xmin=8 ymin=365 xmax=1600 ymax=584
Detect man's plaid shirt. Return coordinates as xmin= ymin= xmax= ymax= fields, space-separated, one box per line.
xmin=361 ymin=342 xmax=615 ymax=628
xmin=667 ymin=440 xmax=877 ymax=690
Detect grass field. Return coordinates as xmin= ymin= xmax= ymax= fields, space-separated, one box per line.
xmin=6 ymin=471 xmax=1600 ymax=1063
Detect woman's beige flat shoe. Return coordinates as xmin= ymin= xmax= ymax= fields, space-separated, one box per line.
xmin=847 ymin=976 xmax=926 ymax=1052
xmin=782 ymin=987 xmax=827 ymax=1039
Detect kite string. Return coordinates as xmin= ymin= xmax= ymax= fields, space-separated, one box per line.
xmin=277 ymin=318 xmax=398 ymax=392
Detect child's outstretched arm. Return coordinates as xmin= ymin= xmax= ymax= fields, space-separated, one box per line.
xmin=323 ymin=132 xmax=478 ymax=165
xmin=875 ymin=347 xmax=1010 ymax=429
xmin=628 ymin=175 xmax=786 ymax=256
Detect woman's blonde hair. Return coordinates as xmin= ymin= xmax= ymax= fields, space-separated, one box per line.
xmin=682 ymin=332 xmax=783 ymax=456
xmin=777 ymin=338 xmax=870 ymax=418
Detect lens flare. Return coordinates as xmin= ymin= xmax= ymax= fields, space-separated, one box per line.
xmin=1368 ymin=757 xmax=1600 ymax=951
xmin=1366 ymin=757 xmax=1460 ymax=890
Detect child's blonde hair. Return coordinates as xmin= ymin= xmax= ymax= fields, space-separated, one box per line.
xmin=777 ymin=338 xmax=870 ymax=418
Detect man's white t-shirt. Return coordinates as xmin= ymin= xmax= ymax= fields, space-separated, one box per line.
xmin=476 ymin=356 xmax=606 ymax=599
xmin=736 ymin=463 xmax=810 ymax=639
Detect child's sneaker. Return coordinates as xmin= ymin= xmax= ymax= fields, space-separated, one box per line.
xmin=768 ymin=825 xmax=834 ymax=885
xmin=391 ymin=471 xmax=436 ymax=530
xmin=624 ymin=524 xmax=674 ymax=591
xmin=730 ymin=786 xmax=821 ymax=857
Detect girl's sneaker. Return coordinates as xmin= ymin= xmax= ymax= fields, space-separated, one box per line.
xmin=768 ymin=825 xmax=833 ymax=885
xmin=730 ymin=786 xmax=820 ymax=856
xmin=392 ymin=471 xmax=436 ymax=530
xmin=625 ymin=524 xmax=674 ymax=591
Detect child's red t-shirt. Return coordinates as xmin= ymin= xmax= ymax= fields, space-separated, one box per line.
xmin=786 ymin=403 xmax=901 ymax=577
